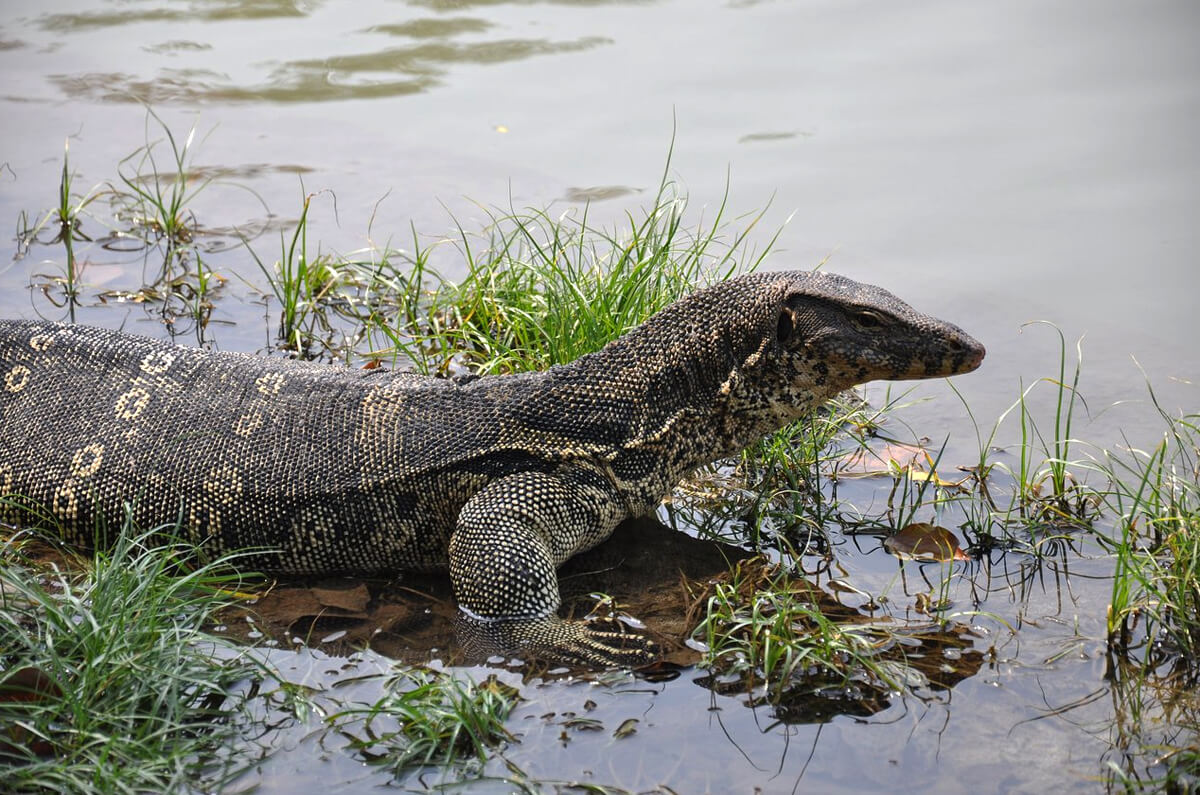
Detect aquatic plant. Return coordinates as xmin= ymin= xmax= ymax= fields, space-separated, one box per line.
xmin=1102 ymin=388 xmax=1199 ymax=669
xmin=330 ymin=668 xmax=517 ymax=775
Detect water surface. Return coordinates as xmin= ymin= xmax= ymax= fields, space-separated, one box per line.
xmin=1 ymin=1 xmax=1197 ymax=791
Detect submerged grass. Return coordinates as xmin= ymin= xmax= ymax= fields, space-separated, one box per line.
xmin=0 ymin=519 xmax=272 ymax=793
xmin=13 ymin=111 xmax=254 ymax=336
xmin=330 ymin=668 xmax=518 ymax=777
xmin=694 ymin=558 xmax=890 ymax=695
xmin=16 ymin=138 xmax=107 ymax=320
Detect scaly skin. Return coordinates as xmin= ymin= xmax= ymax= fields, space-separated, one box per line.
xmin=0 ymin=270 xmax=985 ymax=666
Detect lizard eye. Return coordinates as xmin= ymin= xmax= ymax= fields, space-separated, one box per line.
xmin=853 ymin=310 xmax=886 ymax=330
xmin=776 ymin=307 xmax=795 ymax=344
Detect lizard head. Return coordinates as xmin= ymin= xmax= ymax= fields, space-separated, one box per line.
xmin=722 ymin=270 xmax=986 ymax=423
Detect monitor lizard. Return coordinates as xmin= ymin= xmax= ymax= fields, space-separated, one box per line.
xmin=0 ymin=270 xmax=985 ymax=666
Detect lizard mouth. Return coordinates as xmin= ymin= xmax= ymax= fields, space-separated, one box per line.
xmin=934 ymin=329 xmax=986 ymax=376
xmin=959 ymin=339 xmax=987 ymax=373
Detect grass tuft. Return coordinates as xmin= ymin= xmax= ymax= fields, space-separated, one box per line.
xmin=114 ymin=109 xmax=211 ymax=265
xmin=693 ymin=559 xmax=897 ymax=699
xmin=1102 ymin=392 xmax=1199 ymax=669
xmin=359 ymin=172 xmax=781 ymax=375
xmin=0 ymin=520 xmax=273 ymax=793
xmin=331 ymin=668 xmax=518 ymax=776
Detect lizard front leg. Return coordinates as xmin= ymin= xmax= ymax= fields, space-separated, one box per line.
xmin=448 ymin=467 xmax=660 ymax=668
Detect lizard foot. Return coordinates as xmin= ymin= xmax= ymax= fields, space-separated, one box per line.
xmin=455 ymin=614 xmax=661 ymax=669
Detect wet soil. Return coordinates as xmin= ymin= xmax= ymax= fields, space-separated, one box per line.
xmin=215 ymin=518 xmax=752 ymax=667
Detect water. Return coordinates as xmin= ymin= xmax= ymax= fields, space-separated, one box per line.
xmin=2 ymin=1 xmax=1197 ymax=791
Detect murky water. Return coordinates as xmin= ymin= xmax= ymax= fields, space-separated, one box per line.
xmin=2 ymin=1 xmax=1198 ymax=791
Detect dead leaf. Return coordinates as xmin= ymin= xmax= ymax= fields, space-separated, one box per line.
xmin=309 ymin=582 xmax=371 ymax=613
xmin=904 ymin=469 xmax=969 ymax=488
xmin=0 ymin=666 xmax=61 ymax=704
xmin=0 ymin=667 xmax=61 ymax=758
xmin=884 ymin=523 xmax=969 ymax=562
xmin=613 ymin=718 xmax=639 ymax=738
xmin=253 ymin=583 xmax=370 ymax=627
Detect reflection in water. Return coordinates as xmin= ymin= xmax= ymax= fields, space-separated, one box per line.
xmin=30 ymin=0 xmax=649 ymax=105
xmin=141 ymin=40 xmax=214 ymax=55
xmin=366 ymin=17 xmax=493 ymax=38
xmin=50 ymin=36 xmax=610 ymax=103
xmin=213 ymin=519 xmax=983 ymax=729
xmin=36 ymin=1 xmax=316 ymax=32
xmin=737 ymin=130 xmax=809 ymax=144
xmin=281 ymin=35 xmax=609 ymax=89
xmin=562 ymin=185 xmax=642 ymax=202
xmin=691 ymin=558 xmax=983 ymax=725
xmin=1102 ymin=655 xmax=1200 ymax=789
xmin=407 ymin=0 xmax=659 ymax=8
xmin=36 ymin=0 xmax=656 ymax=34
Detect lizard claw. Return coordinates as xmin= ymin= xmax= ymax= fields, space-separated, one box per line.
xmin=556 ymin=617 xmax=662 ymax=668
xmin=454 ymin=613 xmax=661 ymax=669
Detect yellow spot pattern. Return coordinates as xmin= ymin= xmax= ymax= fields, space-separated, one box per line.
xmin=139 ymin=350 xmax=176 ymax=375
xmin=53 ymin=481 xmax=78 ymax=520
xmin=188 ymin=505 xmax=221 ymax=542
xmin=204 ymin=465 xmax=243 ymax=506
xmin=4 ymin=364 xmax=30 ymax=393
xmin=255 ymin=373 xmax=286 ymax=396
xmin=115 ymin=387 xmax=151 ymax=420
xmin=70 ymin=443 xmax=105 ymax=478
xmin=234 ymin=411 xmax=263 ymax=436
xmin=29 ymin=333 xmax=56 ymax=352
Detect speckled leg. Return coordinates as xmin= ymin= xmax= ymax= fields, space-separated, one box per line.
xmin=448 ymin=469 xmax=660 ymax=667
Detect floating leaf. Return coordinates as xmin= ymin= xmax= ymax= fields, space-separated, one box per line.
xmin=884 ymin=523 xmax=968 ymax=562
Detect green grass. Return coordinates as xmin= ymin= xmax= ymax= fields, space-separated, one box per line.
xmin=357 ymin=181 xmax=780 ymax=375
xmin=928 ymin=326 xmax=1103 ymax=566
xmin=1101 ymin=393 xmax=1199 ymax=668
xmin=240 ymin=144 xmax=783 ymax=368
xmin=664 ymin=392 xmax=889 ymax=554
xmin=114 ymin=111 xmax=208 ymax=260
xmin=246 ymin=188 xmax=344 ymax=353
xmin=0 ymin=520 xmax=274 ymax=793
xmin=330 ymin=668 xmax=518 ymax=777
xmin=14 ymin=138 xmax=107 ymax=320
xmin=694 ymin=558 xmax=895 ymax=699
